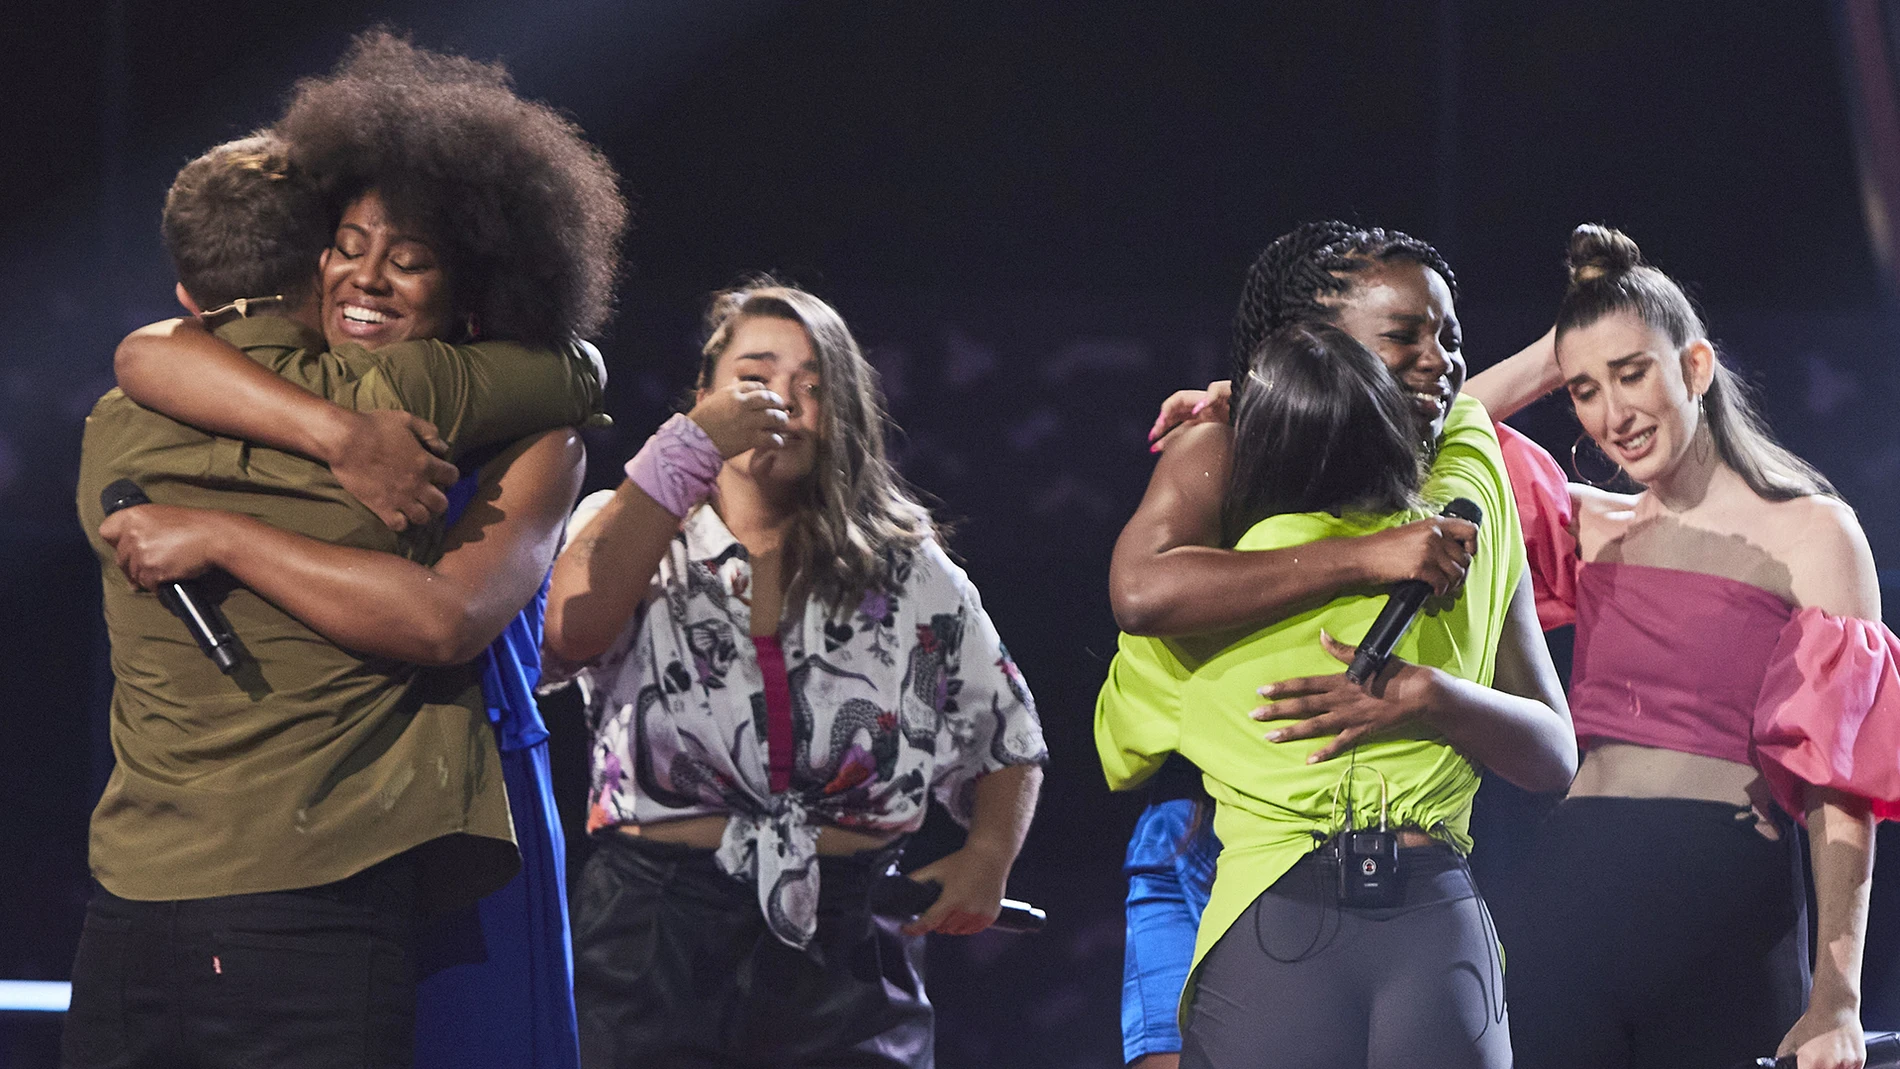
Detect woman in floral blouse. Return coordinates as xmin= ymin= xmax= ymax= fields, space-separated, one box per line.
xmin=545 ymin=280 xmax=1047 ymax=1068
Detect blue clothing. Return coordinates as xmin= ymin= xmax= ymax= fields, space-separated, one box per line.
xmin=414 ymin=474 xmax=579 ymax=1069
xmin=1122 ymin=798 xmax=1220 ymax=1063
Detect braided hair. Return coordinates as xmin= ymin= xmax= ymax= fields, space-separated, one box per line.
xmin=1229 ymin=221 xmax=1458 ymax=382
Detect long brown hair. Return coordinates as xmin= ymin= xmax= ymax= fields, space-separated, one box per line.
xmin=1556 ymin=223 xmax=1833 ymax=502
xmin=698 ymin=280 xmax=939 ymax=614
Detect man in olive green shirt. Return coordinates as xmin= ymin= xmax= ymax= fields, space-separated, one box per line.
xmin=64 ymin=136 xmax=600 ymax=1069
xmin=76 ymin=315 xmax=601 ymax=905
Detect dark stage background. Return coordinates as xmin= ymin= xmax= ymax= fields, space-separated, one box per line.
xmin=4 ymin=3 xmax=1900 ymax=1066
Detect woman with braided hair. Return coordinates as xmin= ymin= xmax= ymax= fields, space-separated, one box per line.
xmin=1099 ymin=221 xmax=1574 ymax=1068
xmin=1462 ymin=224 xmax=1896 ymax=1069
xmin=1112 ymin=221 xmax=1493 ymax=1069
xmin=1127 ymin=221 xmax=1493 ymax=634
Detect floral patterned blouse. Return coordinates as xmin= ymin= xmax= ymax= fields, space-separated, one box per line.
xmin=568 ymin=493 xmax=1048 ymax=948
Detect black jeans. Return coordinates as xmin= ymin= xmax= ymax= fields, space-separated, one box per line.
xmin=574 ymin=834 xmax=933 ymax=1069
xmin=62 ymin=856 xmax=421 ymax=1069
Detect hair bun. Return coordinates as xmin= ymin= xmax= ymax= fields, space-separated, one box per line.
xmin=1566 ymin=223 xmax=1643 ymax=286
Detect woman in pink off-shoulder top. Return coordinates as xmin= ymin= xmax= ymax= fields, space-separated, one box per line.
xmin=1467 ymin=224 xmax=1896 ymax=1069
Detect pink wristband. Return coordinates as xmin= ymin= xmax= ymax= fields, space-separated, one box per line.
xmin=625 ymin=414 xmax=723 ymax=517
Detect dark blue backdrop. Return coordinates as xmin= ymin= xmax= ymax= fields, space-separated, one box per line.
xmin=3 ymin=3 xmax=1898 ymax=1067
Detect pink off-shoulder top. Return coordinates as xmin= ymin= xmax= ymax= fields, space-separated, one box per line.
xmin=1497 ymin=420 xmax=1900 ymax=821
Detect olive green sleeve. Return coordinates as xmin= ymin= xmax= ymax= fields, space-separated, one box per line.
xmin=329 ymin=338 xmax=611 ymax=461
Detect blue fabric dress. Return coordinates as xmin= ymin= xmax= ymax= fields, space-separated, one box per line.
xmin=414 ymin=474 xmax=579 ymax=1069
xmin=1122 ymin=798 xmax=1220 ymax=1063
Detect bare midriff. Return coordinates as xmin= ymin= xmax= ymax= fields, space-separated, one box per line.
xmin=1569 ymin=741 xmax=1777 ymax=832
xmin=615 ymin=814 xmax=903 ymax=855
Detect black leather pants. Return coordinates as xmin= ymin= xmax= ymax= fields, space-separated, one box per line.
xmin=574 ymin=834 xmax=933 ymax=1069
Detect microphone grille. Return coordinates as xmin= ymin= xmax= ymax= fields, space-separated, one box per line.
xmin=100 ymin=479 xmax=151 ymax=517
xmin=1441 ymin=497 xmax=1483 ymax=527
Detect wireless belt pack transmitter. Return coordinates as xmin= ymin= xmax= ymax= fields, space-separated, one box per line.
xmin=1329 ymin=764 xmax=1401 ymax=907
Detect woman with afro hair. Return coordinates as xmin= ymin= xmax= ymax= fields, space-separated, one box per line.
xmin=96 ymin=30 xmax=626 ymax=1069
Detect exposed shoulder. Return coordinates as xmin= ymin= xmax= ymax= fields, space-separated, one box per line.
xmin=1570 ymin=483 xmax=1641 ymax=519
xmin=1567 ymin=483 xmax=1640 ymax=550
xmin=1782 ymin=495 xmax=1881 ymax=619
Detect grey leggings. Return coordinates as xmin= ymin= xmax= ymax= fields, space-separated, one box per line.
xmin=1181 ymin=845 xmax=1509 ymax=1069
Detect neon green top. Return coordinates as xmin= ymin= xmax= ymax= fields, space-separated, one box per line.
xmin=1094 ymin=394 xmax=1525 ymax=1002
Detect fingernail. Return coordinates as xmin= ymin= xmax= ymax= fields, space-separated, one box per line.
xmin=1265 ymin=730 xmax=1284 ymax=742
xmin=1190 ymin=400 xmax=1208 ymax=415
xmin=1257 ymin=684 xmax=1276 ymax=697
xmin=1149 ymin=442 xmax=1162 ymax=454
xmin=1306 ymin=753 xmax=1321 ymax=764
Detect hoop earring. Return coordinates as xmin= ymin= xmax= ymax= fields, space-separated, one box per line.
xmin=1570 ymin=432 xmax=1624 ymax=489
xmin=1690 ymin=392 xmax=1716 ymax=462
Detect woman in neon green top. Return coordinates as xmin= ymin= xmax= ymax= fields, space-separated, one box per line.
xmin=1099 ymin=319 xmax=1575 ymax=1069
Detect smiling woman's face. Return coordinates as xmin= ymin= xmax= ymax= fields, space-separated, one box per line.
xmin=318 ymin=189 xmax=454 ymax=350
xmin=1330 ymin=259 xmax=1465 ymax=440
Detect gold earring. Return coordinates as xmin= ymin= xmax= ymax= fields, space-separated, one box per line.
xmin=1570 ymin=432 xmax=1624 ymax=489
xmin=1692 ymin=393 xmax=1715 ymax=461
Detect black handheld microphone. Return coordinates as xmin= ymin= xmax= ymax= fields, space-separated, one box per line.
xmin=1345 ymin=498 xmax=1483 ymax=685
xmin=100 ymin=479 xmax=243 ymax=674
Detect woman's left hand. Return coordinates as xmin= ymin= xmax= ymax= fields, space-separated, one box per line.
xmin=99 ymin=504 xmax=230 ymax=591
xmin=899 ymin=841 xmax=1012 ymax=936
xmin=1777 ymin=1004 xmax=1865 ymax=1069
xmin=1252 ymin=631 xmax=1443 ymax=763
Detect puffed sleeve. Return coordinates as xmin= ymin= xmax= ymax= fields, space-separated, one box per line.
xmin=1494 ymin=420 xmax=1582 ymax=630
xmin=1753 ymin=608 xmax=1900 ymax=822
xmin=918 ymin=544 xmax=1049 ymax=824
